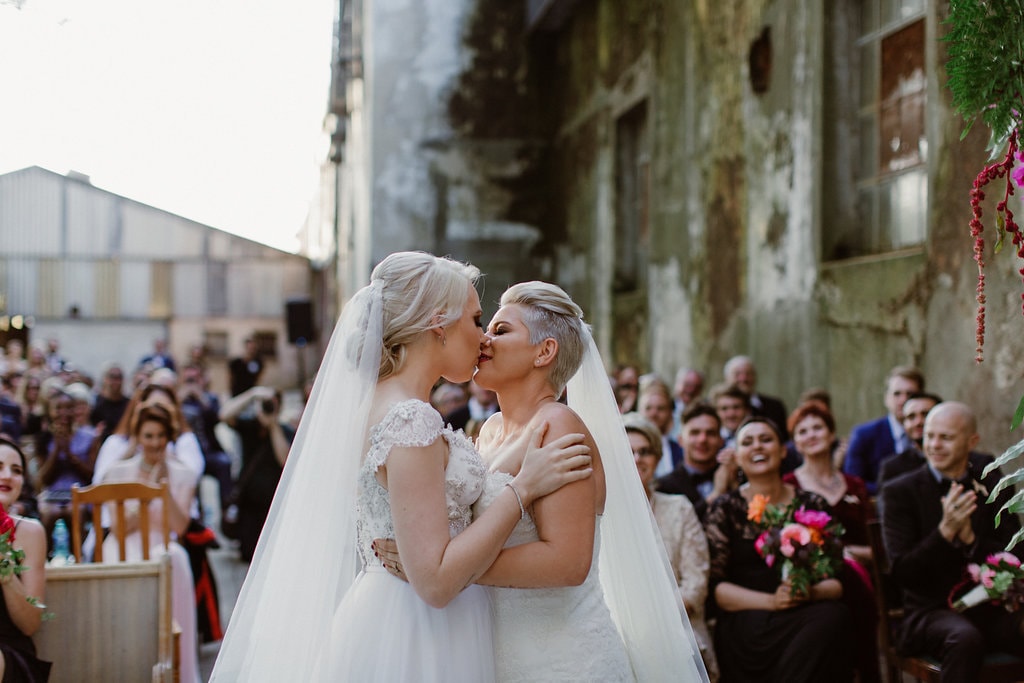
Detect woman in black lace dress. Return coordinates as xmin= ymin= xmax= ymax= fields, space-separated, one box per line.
xmin=705 ymin=417 xmax=853 ymax=683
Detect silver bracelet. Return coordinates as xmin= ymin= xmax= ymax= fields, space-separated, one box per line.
xmin=506 ymin=482 xmax=526 ymax=519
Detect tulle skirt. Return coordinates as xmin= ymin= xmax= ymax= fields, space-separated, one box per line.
xmin=324 ymin=565 xmax=496 ymax=682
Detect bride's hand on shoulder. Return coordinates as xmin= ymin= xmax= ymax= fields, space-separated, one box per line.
xmin=513 ymin=422 xmax=591 ymax=505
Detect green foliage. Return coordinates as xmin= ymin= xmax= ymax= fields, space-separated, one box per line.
xmin=945 ymin=0 xmax=1024 ymax=152
xmin=984 ymin=437 xmax=1024 ymax=479
xmin=1013 ymin=393 xmax=1024 ymax=431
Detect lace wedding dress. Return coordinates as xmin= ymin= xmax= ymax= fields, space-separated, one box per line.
xmin=321 ymin=399 xmax=497 ymax=681
xmin=474 ymin=472 xmax=634 ymax=682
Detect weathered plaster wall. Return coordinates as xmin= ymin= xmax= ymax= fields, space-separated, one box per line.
xmin=530 ymin=0 xmax=1024 ymax=446
xmin=367 ymin=0 xmax=553 ymax=317
xmin=358 ymin=0 xmax=1024 ymax=450
xmin=368 ymin=0 xmax=470 ymax=257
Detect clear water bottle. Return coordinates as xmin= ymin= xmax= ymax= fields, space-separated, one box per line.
xmin=51 ymin=519 xmax=70 ymax=565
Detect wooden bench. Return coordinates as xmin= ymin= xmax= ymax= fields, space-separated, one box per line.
xmin=34 ymin=556 xmax=177 ymax=683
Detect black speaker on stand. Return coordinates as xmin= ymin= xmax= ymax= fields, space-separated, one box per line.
xmin=285 ymin=298 xmax=315 ymax=345
xmin=285 ymin=298 xmax=315 ymax=388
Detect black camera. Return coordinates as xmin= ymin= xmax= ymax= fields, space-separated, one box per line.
xmin=261 ymin=398 xmax=276 ymax=413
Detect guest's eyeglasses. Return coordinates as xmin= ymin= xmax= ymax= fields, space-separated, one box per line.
xmin=631 ymin=447 xmax=655 ymax=458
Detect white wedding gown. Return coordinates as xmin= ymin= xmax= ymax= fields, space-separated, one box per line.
xmin=322 ymin=399 xmax=496 ymax=681
xmin=475 ymin=472 xmax=634 ymax=682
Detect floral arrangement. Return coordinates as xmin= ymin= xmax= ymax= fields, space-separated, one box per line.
xmin=0 ymin=506 xmax=26 ymax=582
xmin=0 ymin=506 xmax=48 ymax=616
xmin=949 ymin=552 xmax=1024 ymax=613
xmin=747 ymin=494 xmax=845 ymax=598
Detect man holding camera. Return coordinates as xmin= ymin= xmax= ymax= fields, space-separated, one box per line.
xmin=219 ymin=385 xmax=294 ymax=561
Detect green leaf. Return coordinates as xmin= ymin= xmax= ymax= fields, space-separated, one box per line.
xmin=988 ymin=467 xmax=1024 ymax=501
xmin=1007 ymin=525 xmax=1024 ymax=553
xmin=983 ymin=438 xmax=1024 ymax=479
xmin=994 ymin=488 xmax=1024 ymax=527
xmin=1012 ymin=394 xmax=1024 ymax=432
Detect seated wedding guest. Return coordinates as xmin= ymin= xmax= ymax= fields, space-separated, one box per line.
xmin=89 ymin=362 xmax=129 ymax=444
xmin=0 ymin=376 xmax=21 ymax=443
xmin=671 ymin=367 xmax=705 ymax=439
xmin=656 ymin=402 xmax=738 ymax=521
xmin=878 ymin=393 xmax=995 ymax=495
xmin=34 ymin=389 xmax=95 ymax=543
xmin=431 ymin=381 xmax=467 ymax=422
xmin=710 ymin=382 xmax=752 ymax=448
xmin=723 ymin=355 xmax=789 ymax=440
xmin=705 ymin=416 xmax=853 ymax=682
xmin=638 ymin=376 xmax=685 ymax=477
xmin=0 ymin=437 xmax=51 ymax=682
xmin=844 ymin=366 xmax=924 ymax=495
xmin=624 ymin=412 xmax=719 ymax=681
xmin=13 ymin=372 xmax=46 ymax=459
xmin=219 ymin=386 xmax=293 ymax=562
xmin=794 ymin=388 xmax=849 ymax=468
xmin=881 ymin=402 xmax=1024 ymax=681
xmin=783 ymin=400 xmax=880 ymax=683
xmin=100 ymin=404 xmax=201 ymax=683
xmin=612 ymin=363 xmax=641 ymax=414
xmin=92 ymin=382 xmax=204 ymax=487
xmin=443 ymin=379 xmax=497 ymax=440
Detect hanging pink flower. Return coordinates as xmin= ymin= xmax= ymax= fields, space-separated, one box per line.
xmin=1013 ymin=151 xmax=1024 ymax=188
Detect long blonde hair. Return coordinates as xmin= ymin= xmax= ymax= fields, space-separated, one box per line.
xmin=371 ymin=252 xmax=480 ymax=380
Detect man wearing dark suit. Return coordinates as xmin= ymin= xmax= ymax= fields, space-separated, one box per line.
xmin=724 ymin=355 xmax=788 ymax=441
xmin=881 ymin=402 xmax=1024 ymax=681
xmin=844 ymin=365 xmax=924 ymax=495
xmin=879 ymin=392 xmax=995 ymax=489
xmin=655 ymin=403 xmax=738 ymax=521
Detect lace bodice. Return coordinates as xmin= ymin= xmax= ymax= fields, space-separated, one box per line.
xmin=474 ymin=472 xmax=633 ymax=682
xmin=355 ymin=399 xmax=487 ymax=567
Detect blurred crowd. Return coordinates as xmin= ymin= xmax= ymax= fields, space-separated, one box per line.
xmin=0 ymin=335 xmax=306 ymax=682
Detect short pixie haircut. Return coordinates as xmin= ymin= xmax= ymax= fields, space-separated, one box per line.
xmin=500 ymin=281 xmax=587 ymax=396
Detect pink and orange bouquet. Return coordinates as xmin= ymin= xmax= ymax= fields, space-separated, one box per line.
xmin=747 ymin=494 xmax=845 ymax=598
xmin=950 ymin=552 xmax=1024 ymax=613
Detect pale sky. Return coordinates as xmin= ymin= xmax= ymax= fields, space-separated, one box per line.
xmin=0 ymin=0 xmax=336 ymax=253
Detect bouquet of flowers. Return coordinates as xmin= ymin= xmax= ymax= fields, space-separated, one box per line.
xmin=747 ymin=494 xmax=845 ymax=598
xmin=0 ymin=505 xmax=26 ymax=582
xmin=949 ymin=552 xmax=1024 ymax=613
xmin=0 ymin=505 xmax=49 ymax=616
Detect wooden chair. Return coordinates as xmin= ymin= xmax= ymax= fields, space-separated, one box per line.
xmin=866 ymin=519 xmax=1024 ymax=682
xmin=70 ymin=481 xmax=171 ymax=562
xmin=35 ymin=557 xmax=176 ymax=682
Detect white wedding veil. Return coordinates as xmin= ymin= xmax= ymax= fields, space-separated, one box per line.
xmin=210 ymin=280 xmax=383 ymax=681
xmin=567 ymin=332 xmax=711 ymax=682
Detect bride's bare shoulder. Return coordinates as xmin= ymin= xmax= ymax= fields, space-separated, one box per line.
xmin=534 ymin=401 xmax=586 ymax=435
